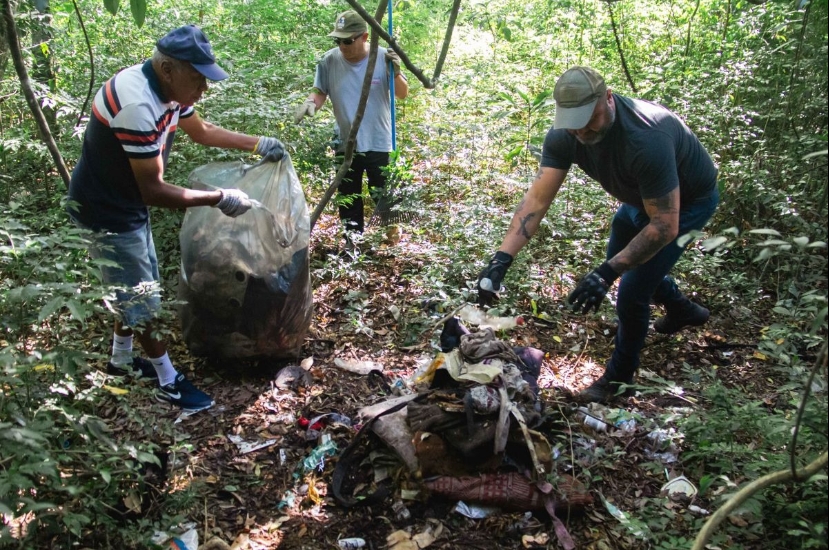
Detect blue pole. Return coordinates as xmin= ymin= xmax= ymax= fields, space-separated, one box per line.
xmin=387 ymin=0 xmax=396 ymax=152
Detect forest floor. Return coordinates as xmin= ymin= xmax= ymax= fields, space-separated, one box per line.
xmin=103 ymin=216 xmax=777 ymax=550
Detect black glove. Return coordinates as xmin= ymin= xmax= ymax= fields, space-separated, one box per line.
xmin=477 ymin=251 xmax=513 ymax=306
xmin=253 ymin=136 xmax=285 ymax=162
xmin=567 ymin=262 xmax=619 ymax=314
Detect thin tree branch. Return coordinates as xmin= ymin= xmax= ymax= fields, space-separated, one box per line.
xmin=72 ymin=0 xmax=93 ymax=132
xmin=606 ymin=1 xmax=637 ymax=93
xmin=431 ymin=0 xmax=462 ymax=85
xmin=691 ymin=451 xmax=828 ymax=550
xmin=790 ymin=341 xmax=827 ymax=480
xmin=2 ymin=0 xmax=70 ymax=188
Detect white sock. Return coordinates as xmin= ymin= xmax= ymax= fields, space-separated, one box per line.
xmin=111 ymin=333 xmax=133 ymax=365
xmin=149 ymin=353 xmax=179 ymax=387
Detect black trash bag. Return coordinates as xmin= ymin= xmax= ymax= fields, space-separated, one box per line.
xmin=177 ymin=156 xmax=312 ymax=359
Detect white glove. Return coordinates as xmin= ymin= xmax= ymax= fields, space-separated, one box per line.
xmin=215 ymin=188 xmax=253 ymax=218
xmin=294 ymin=99 xmax=316 ymax=124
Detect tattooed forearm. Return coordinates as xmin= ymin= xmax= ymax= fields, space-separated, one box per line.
xmin=609 ymin=191 xmax=680 ymax=273
xmin=509 ymin=198 xmax=540 ymax=240
xmin=516 ymin=212 xmax=537 ymax=239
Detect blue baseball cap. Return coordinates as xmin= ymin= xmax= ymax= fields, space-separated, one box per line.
xmin=156 ymin=25 xmax=229 ymax=81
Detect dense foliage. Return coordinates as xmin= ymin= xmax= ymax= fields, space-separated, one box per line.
xmin=1 ymin=0 xmax=826 ymax=547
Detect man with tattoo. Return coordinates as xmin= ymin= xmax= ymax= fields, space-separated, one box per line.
xmin=477 ymin=66 xmax=719 ymax=403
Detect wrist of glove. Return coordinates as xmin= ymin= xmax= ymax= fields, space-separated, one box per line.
xmin=566 ymin=262 xmax=619 ymax=314
xmin=477 ymin=251 xmax=513 ymax=306
xmin=385 ymin=50 xmax=401 ymax=76
xmin=294 ymin=100 xmax=316 ymax=124
xmin=254 ymin=136 xmax=285 ymax=162
xmin=215 ymin=188 xmax=253 ymax=218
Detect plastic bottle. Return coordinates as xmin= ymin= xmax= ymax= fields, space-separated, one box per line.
xmin=574 ymin=407 xmax=608 ymax=432
xmin=392 ymin=499 xmax=411 ymax=520
xmin=338 ymin=538 xmax=366 ymax=549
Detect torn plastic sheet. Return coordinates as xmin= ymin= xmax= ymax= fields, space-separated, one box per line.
xmin=228 ymin=434 xmax=277 ymax=454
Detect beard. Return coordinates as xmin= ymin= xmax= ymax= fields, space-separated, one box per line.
xmin=575 ymin=106 xmax=616 ymax=145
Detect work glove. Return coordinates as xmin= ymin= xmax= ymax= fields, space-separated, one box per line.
xmin=215 ymin=188 xmax=253 ymax=218
xmin=253 ymin=136 xmax=285 ymax=162
xmin=385 ymin=50 xmax=401 ymax=76
xmin=567 ymin=262 xmax=619 ymax=314
xmin=294 ymin=99 xmax=317 ymax=124
xmin=477 ymin=251 xmax=513 ymax=306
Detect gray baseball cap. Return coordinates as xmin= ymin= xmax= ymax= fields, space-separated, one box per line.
xmin=553 ymin=66 xmax=607 ymax=130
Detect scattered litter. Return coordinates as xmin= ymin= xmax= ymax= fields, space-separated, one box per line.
xmin=299 ymin=437 xmax=338 ymax=474
xmin=228 ymin=434 xmax=277 ymax=455
xmin=521 ymin=532 xmax=549 ymax=548
xmin=151 ymin=522 xmax=198 ymax=550
xmin=334 ymin=358 xmax=385 ymax=375
xmin=458 ymin=304 xmax=524 ymax=330
xmin=338 ymin=538 xmax=366 ymax=549
xmin=276 ymin=490 xmax=295 ymax=511
xmin=688 ymin=504 xmax=710 ymax=515
xmin=386 ymin=522 xmax=442 ymax=550
xmin=661 ymin=475 xmax=698 ymax=499
xmin=601 ymin=495 xmax=652 ymax=540
xmin=574 ymin=407 xmax=608 ymax=432
xmin=278 ymin=448 xmax=288 ymax=466
xmin=300 ymin=412 xmax=353 ymax=441
xmin=645 ymin=428 xmax=680 ymax=463
xmin=273 ymin=365 xmax=312 ymax=390
xmin=453 ymin=500 xmax=500 ymax=518
xmin=614 ymin=418 xmax=637 ymax=432
xmin=392 ymin=499 xmax=411 ymax=520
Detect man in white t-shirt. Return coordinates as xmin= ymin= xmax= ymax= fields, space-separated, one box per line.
xmin=295 ymin=10 xmax=409 ymax=233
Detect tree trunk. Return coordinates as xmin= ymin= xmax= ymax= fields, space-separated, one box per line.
xmin=2 ymin=0 xmax=70 ymax=188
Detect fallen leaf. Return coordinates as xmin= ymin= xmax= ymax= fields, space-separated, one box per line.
xmin=102 ymin=384 xmax=129 ymax=395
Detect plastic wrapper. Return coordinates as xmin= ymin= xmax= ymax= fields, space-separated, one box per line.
xmin=178 ymin=157 xmax=312 ymax=359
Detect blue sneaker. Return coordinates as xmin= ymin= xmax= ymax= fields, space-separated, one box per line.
xmin=155 ymin=374 xmax=214 ymax=411
xmin=107 ymin=357 xmax=158 ymax=381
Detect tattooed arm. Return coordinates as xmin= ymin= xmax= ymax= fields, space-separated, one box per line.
xmin=607 ymin=187 xmax=680 ymax=274
xmin=497 ymin=166 xmax=568 ymax=257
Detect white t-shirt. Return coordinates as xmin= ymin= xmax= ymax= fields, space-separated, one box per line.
xmin=313 ymin=47 xmax=392 ymax=153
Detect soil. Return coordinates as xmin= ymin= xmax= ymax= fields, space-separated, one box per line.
xmin=111 ymin=217 xmax=774 ymax=550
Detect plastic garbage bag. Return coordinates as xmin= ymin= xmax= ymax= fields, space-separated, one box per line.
xmin=177 ymin=156 xmax=312 ymax=359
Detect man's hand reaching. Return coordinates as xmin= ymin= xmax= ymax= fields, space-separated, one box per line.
xmin=477 ymin=251 xmax=513 ymax=306
xmin=567 ymin=262 xmax=619 ymax=314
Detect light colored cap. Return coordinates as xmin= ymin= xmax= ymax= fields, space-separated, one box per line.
xmin=553 ymin=66 xmax=607 ymax=130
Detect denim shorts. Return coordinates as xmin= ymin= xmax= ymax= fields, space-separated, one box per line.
xmin=74 ymin=219 xmax=161 ymax=327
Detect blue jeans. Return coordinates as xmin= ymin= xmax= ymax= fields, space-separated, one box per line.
xmin=74 ymin=218 xmax=161 ymax=327
xmin=605 ymin=189 xmax=719 ymax=382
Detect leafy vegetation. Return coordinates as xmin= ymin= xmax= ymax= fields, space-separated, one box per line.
xmin=1 ymin=0 xmax=827 ymax=547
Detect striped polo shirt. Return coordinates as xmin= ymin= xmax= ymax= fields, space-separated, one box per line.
xmin=67 ymin=60 xmax=195 ymax=232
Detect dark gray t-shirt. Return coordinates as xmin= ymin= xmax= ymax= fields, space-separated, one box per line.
xmin=541 ymin=94 xmax=717 ymax=209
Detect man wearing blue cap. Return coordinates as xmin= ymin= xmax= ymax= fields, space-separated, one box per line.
xmin=475 ymin=66 xmax=719 ymax=403
xmin=67 ymin=25 xmax=286 ymax=411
